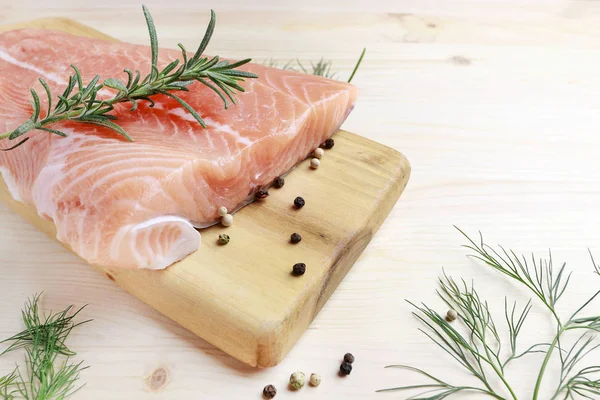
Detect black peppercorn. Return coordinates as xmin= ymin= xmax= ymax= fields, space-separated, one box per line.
xmin=255 ymin=189 xmax=269 ymax=199
xmin=292 ymin=263 xmax=306 ymax=276
xmin=263 ymin=384 xmax=277 ymax=399
xmin=294 ymin=196 xmax=305 ymax=208
xmin=274 ymin=177 xmax=285 ymax=188
xmin=343 ymin=353 xmax=355 ymax=364
xmin=321 ymin=138 xmax=335 ymax=149
xmin=339 ymin=362 xmax=352 ymax=376
xmin=290 ymin=233 xmax=302 ymax=244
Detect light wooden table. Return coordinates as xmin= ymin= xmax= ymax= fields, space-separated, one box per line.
xmin=1 ymin=1 xmax=600 ymax=399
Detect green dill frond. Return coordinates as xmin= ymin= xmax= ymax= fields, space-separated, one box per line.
xmin=0 ymin=294 xmax=90 ymax=400
xmin=379 ymin=228 xmax=600 ymax=400
xmin=264 ymin=48 xmax=366 ymax=82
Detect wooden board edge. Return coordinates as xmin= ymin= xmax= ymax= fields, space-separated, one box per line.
xmin=0 ymin=17 xmax=115 ymax=40
xmin=255 ymin=139 xmax=411 ymax=366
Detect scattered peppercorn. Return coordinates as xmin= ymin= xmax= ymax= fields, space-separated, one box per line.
xmin=313 ymin=148 xmax=324 ymax=159
xmin=309 ymin=373 xmax=321 ymax=387
xmin=218 ymin=234 xmax=230 ymax=245
xmin=446 ymin=309 xmax=458 ymax=322
xmin=289 ymin=372 xmax=305 ymax=390
xmin=290 ymin=233 xmax=302 ymax=244
xmin=310 ymin=158 xmax=320 ymax=169
xmin=221 ymin=213 xmax=233 ymax=227
xmin=218 ymin=206 xmax=228 ymax=217
xmin=294 ymin=196 xmax=305 ymax=209
xmin=263 ymin=384 xmax=277 ymax=399
xmin=274 ymin=177 xmax=285 ymax=188
xmin=343 ymin=353 xmax=355 ymax=364
xmin=339 ymin=362 xmax=352 ymax=376
xmin=255 ymin=189 xmax=269 ymax=199
xmin=292 ymin=263 xmax=306 ymax=276
xmin=322 ymin=138 xmax=335 ymax=149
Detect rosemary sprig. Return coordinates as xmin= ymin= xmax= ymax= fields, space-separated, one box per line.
xmin=379 ymin=228 xmax=600 ymax=399
xmin=267 ymin=47 xmax=366 ymax=82
xmin=0 ymin=5 xmax=257 ymax=151
xmin=0 ymin=294 xmax=90 ymax=400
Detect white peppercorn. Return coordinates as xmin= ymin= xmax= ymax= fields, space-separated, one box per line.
xmin=313 ymin=148 xmax=324 ymax=159
xmin=309 ymin=373 xmax=321 ymax=387
xmin=221 ymin=214 xmax=233 ymax=227
xmin=310 ymin=158 xmax=320 ymax=169
xmin=218 ymin=206 xmax=228 ymax=217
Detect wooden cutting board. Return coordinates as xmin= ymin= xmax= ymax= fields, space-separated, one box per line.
xmin=0 ymin=18 xmax=411 ymax=367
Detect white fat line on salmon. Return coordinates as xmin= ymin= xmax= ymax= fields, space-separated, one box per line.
xmin=168 ymin=108 xmax=199 ymax=123
xmin=204 ymin=117 xmax=253 ymax=146
xmin=0 ymin=167 xmax=22 ymax=202
xmin=0 ymin=49 xmax=67 ymax=86
xmin=167 ymin=110 xmax=253 ymax=147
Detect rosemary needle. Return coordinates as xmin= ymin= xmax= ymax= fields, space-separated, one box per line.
xmin=0 ymin=5 xmax=258 ymax=151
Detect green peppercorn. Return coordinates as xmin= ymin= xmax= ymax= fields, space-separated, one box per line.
xmin=289 ymin=372 xmax=305 ymax=390
xmin=218 ymin=234 xmax=230 ymax=245
xmin=290 ymin=233 xmax=302 ymax=244
xmin=446 ymin=309 xmax=458 ymax=322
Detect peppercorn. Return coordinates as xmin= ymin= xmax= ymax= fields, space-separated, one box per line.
xmin=294 ymin=196 xmax=305 ymax=209
xmin=292 ymin=263 xmax=306 ymax=276
xmin=218 ymin=234 xmax=230 ymax=245
xmin=313 ymin=148 xmax=324 ymax=159
xmin=218 ymin=206 xmax=228 ymax=217
xmin=309 ymin=373 xmax=321 ymax=387
xmin=263 ymin=384 xmax=277 ymax=399
xmin=322 ymin=138 xmax=335 ymax=149
xmin=343 ymin=353 xmax=355 ymax=364
xmin=339 ymin=362 xmax=352 ymax=376
xmin=274 ymin=177 xmax=285 ymax=188
xmin=221 ymin=214 xmax=233 ymax=227
xmin=290 ymin=233 xmax=302 ymax=244
xmin=310 ymin=158 xmax=320 ymax=169
xmin=446 ymin=309 xmax=458 ymax=322
xmin=289 ymin=372 xmax=305 ymax=390
xmin=255 ymin=189 xmax=269 ymax=199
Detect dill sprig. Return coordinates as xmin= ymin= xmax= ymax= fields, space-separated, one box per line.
xmin=0 ymin=5 xmax=257 ymax=151
xmin=266 ymin=48 xmax=366 ymax=83
xmin=378 ymin=228 xmax=600 ymax=399
xmin=0 ymin=368 xmax=18 ymax=400
xmin=0 ymin=294 xmax=90 ymax=400
xmin=1 ymin=294 xmax=90 ymax=357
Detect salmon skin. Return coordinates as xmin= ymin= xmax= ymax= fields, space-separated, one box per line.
xmin=0 ymin=29 xmax=358 ymax=269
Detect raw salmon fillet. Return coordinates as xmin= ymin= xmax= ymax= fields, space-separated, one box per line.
xmin=0 ymin=29 xmax=357 ymax=269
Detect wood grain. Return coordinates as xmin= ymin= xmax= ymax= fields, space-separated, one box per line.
xmin=1 ymin=1 xmax=600 ymax=399
xmin=0 ymin=18 xmax=410 ymax=367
